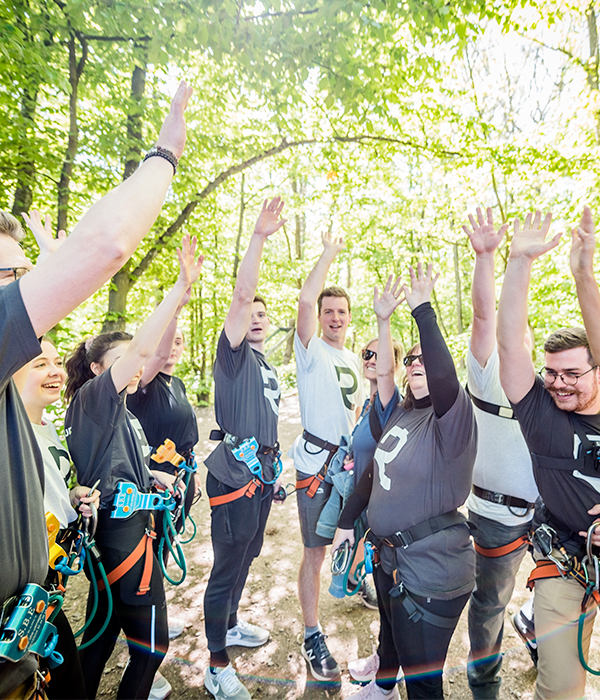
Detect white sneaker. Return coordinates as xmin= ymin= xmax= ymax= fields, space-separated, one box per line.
xmin=148 ymin=671 xmax=172 ymax=700
xmin=348 ymin=654 xmax=404 ymax=684
xmin=346 ymin=680 xmax=399 ymax=700
xmin=204 ymin=664 xmax=251 ymax=700
xmin=225 ymin=620 xmax=269 ymax=648
xmin=168 ymin=615 xmax=185 ymax=640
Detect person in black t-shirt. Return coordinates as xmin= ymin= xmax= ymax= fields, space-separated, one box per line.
xmin=203 ymin=197 xmax=285 ymax=700
xmin=64 ymin=237 xmax=203 ymax=700
xmin=498 ymin=207 xmax=600 ymax=700
xmin=0 ymin=82 xmax=192 ymax=698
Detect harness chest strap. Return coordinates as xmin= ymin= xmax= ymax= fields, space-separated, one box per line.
xmin=474 ymin=534 xmax=530 ymax=558
xmin=208 ymin=478 xmax=262 ymax=507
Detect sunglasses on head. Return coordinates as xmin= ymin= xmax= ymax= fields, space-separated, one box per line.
xmin=403 ymin=354 xmax=423 ymax=367
xmin=362 ymin=349 xmax=377 ymax=361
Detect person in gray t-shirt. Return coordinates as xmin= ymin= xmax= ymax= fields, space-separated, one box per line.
xmin=203 ymin=198 xmax=285 ymax=700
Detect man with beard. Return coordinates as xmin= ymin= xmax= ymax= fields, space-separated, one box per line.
xmin=497 ymin=207 xmax=600 ymax=700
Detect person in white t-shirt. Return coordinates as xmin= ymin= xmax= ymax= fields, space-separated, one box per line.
xmin=290 ymin=230 xmax=364 ymax=682
xmin=463 ymin=208 xmax=539 ymax=699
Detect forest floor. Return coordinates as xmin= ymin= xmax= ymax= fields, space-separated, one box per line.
xmin=62 ymin=393 xmax=600 ymax=700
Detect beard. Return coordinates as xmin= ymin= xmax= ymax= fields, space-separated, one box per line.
xmin=547 ymin=383 xmax=600 ymax=413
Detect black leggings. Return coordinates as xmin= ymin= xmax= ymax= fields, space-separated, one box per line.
xmin=374 ymin=565 xmax=470 ymax=700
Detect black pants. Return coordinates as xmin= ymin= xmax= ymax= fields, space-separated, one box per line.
xmin=79 ymin=512 xmax=169 ymax=700
xmin=204 ymin=473 xmax=273 ymax=652
xmin=45 ymin=609 xmax=88 ymax=700
xmin=374 ymin=565 xmax=470 ymax=699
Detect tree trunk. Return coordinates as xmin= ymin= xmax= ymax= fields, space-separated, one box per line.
xmin=453 ymin=242 xmax=464 ymax=334
xmin=123 ymin=58 xmax=148 ymax=181
xmin=232 ymin=173 xmax=245 ymax=281
xmin=11 ymin=83 xmax=38 ymax=217
xmin=283 ymin=317 xmax=295 ymax=363
xmin=102 ymin=264 xmax=132 ymax=331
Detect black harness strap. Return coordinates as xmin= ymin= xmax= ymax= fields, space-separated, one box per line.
xmin=302 ymin=429 xmax=338 ymax=454
xmin=472 ymin=485 xmax=535 ymax=511
xmin=465 ymin=384 xmax=517 ymax=420
xmin=368 ymin=510 xmax=467 ymax=550
xmin=391 ymin=585 xmax=461 ymax=629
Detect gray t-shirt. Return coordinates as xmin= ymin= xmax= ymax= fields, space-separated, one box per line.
xmin=371 ymin=388 xmax=477 ymax=599
xmin=65 ymin=367 xmax=152 ymax=504
xmin=205 ymin=330 xmax=280 ymax=489
xmin=0 ymin=281 xmax=48 ymax=604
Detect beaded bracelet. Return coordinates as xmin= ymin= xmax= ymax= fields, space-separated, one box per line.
xmin=143 ymin=146 xmax=178 ymax=174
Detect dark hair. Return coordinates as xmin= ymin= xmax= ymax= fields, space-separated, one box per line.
xmin=253 ymin=294 xmax=267 ymax=311
xmin=544 ymin=327 xmax=594 ymax=365
xmin=64 ymin=331 xmax=132 ymax=403
xmin=317 ymin=286 xmax=351 ymax=314
xmin=401 ymin=342 xmax=421 ymax=410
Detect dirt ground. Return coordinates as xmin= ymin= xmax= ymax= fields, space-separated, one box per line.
xmin=62 ymin=392 xmax=600 ymax=699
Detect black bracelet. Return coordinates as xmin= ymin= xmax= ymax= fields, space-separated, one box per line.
xmin=143 ymin=146 xmax=178 ymax=174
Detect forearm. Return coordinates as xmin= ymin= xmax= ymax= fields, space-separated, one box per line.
xmin=338 ymin=463 xmax=372 ymax=529
xmin=574 ymin=269 xmax=600 ymax=363
xmin=413 ymin=302 xmax=458 ymax=417
xmin=376 ymin=315 xmax=396 ymax=408
xmin=299 ymin=249 xmax=337 ymax=307
xmin=471 ymin=252 xmax=497 ymax=364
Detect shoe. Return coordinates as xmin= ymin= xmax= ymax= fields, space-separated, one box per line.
xmin=301 ymin=631 xmax=341 ymax=681
xmin=226 ymin=620 xmax=269 ymax=648
xmin=348 ymin=653 xmax=404 ymax=684
xmin=511 ymin=603 xmax=538 ymax=667
xmin=168 ymin=615 xmax=185 ymax=640
xmin=346 ymin=679 xmax=400 ymax=699
xmin=204 ymin=664 xmax=251 ymax=700
xmin=356 ymin=580 xmax=378 ymax=610
xmin=148 ymin=671 xmax=172 ymax=700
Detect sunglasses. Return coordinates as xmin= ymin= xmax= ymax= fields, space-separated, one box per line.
xmin=362 ymin=349 xmax=377 ymax=361
xmin=403 ymin=354 xmax=423 ymax=367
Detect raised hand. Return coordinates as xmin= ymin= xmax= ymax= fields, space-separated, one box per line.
xmin=463 ymin=207 xmax=508 ymax=255
xmin=509 ymin=210 xmax=560 ymax=261
xmin=402 ymin=263 xmax=440 ymax=311
xmin=253 ymin=196 xmax=287 ymax=239
xmin=21 ymin=210 xmax=67 ymax=262
xmin=570 ymin=205 xmax=596 ymax=277
xmin=156 ymin=81 xmax=193 ymax=158
xmin=176 ymin=234 xmax=204 ymax=290
xmin=322 ymin=228 xmax=345 ymax=256
xmin=374 ymin=274 xmax=404 ymax=321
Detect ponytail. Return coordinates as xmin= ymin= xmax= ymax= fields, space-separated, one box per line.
xmin=64 ymin=331 xmax=132 ymax=403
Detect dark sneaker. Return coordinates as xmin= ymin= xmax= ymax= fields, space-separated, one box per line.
xmin=301 ymin=631 xmax=341 ymax=681
xmin=356 ymin=580 xmax=378 ymax=610
xmin=511 ymin=605 xmax=538 ymax=667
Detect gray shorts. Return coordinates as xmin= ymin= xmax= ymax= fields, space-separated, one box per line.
xmin=296 ymin=470 xmax=333 ymax=548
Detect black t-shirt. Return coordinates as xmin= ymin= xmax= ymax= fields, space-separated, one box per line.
xmin=127 ymin=372 xmax=198 ymax=471
xmin=205 ymin=330 xmax=280 ymax=488
xmin=65 ymin=368 xmax=152 ymax=504
xmin=0 ymin=281 xmax=48 ymax=604
xmin=512 ymin=377 xmax=600 ymax=539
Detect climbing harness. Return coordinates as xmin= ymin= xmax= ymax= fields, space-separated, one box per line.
xmin=471 ymin=484 xmax=535 ymax=516
xmin=231 ymin=437 xmax=282 ymax=485
xmin=295 ymin=430 xmax=338 ymax=498
xmin=473 ymin=533 xmax=530 ymax=558
xmin=466 ymin=384 xmax=517 ymax=420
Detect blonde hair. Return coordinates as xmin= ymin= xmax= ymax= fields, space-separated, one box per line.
xmin=0 ymin=211 xmax=24 ymax=242
xmin=362 ymin=337 xmax=405 ymax=374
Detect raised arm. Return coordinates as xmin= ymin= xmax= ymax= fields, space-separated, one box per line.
xmin=373 ymin=274 xmax=404 ymax=408
xmin=21 ymin=210 xmax=67 ymax=263
xmin=570 ymin=206 xmax=600 ymax=362
xmin=109 ymin=235 xmax=203 ymax=393
xmin=497 ymin=211 xmax=560 ymax=403
xmin=464 ymin=207 xmax=508 ymax=366
xmin=296 ymin=229 xmax=344 ymax=348
xmin=224 ymin=197 xmax=286 ymax=348
xmin=19 ymin=81 xmax=193 ymax=337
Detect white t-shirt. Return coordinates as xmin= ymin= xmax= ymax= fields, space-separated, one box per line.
xmin=32 ymin=421 xmax=77 ymax=529
xmin=290 ymin=332 xmax=364 ymax=476
xmin=465 ymin=344 xmax=539 ymax=526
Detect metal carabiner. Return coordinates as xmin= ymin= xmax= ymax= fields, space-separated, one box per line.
xmin=586 ymin=521 xmax=600 ymax=593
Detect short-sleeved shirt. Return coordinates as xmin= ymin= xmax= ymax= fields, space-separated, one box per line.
xmin=32 ymin=421 xmax=77 ymax=528
xmin=511 ymin=377 xmax=600 ymax=539
xmin=205 ymin=330 xmax=280 ymax=489
xmin=65 ymin=368 xmax=152 ymax=504
xmin=0 ymin=281 xmax=48 ymax=604
xmin=371 ymin=388 xmax=477 ymax=599
xmin=465 ymin=345 xmax=538 ymax=526
xmin=290 ymin=332 xmax=364 ymax=476
xmin=127 ymin=372 xmax=198 ymax=471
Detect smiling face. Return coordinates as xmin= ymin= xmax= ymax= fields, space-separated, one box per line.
xmin=543 ymin=346 xmax=600 ymax=414
xmin=0 ymin=236 xmax=33 ymax=287
xmin=246 ymin=300 xmax=270 ymax=345
xmin=91 ymin=341 xmax=142 ymax=394
xmin=362 ymin=340 xmax=378 ymax=382
xmin=405 ymin=344 xmax=429 ymax=399
xmin=163 ymin=329 xmax=185 ymax=373
xmin=19 ymin=340 xmax=66 ymax=417
xmin=318 ymin=296 xmax=351 ymax=348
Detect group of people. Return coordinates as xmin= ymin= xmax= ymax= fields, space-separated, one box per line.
xmin=1 ymin=79 xmax=600 ymax=700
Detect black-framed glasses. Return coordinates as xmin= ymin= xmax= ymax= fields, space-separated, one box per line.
xmin=403 ymin=354 xmax=423 ymax=367
xmin=0 ymin=267 xmax=29 ymax=281
xmin=362 ymin=349 xmax=377 ymax=361
xmin=539 ymin=366 xmax=598 ymax=386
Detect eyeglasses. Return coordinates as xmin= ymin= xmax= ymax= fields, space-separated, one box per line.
xmin=362 ymin=349 xmax=377 ymax=361
xmin=0 ymin=267 xmax=29 ymax=281
xmin=539 ymin=366 xmax=598 ymax=386
xmin=403 ymin=354 xmax=423 ymax=367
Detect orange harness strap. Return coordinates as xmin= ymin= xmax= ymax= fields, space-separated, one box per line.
xmin=474 ymin=534 xmax=529 ymax=558
xmin=209 ymin=478 xmax=262 ymax=507
xmin=295 ymin=471 xmax=325 ymax=499
xmin=526 ymin=559 xmax=600 ymax=605
xmin=98 ymin=516 xmax=156 ymax=596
